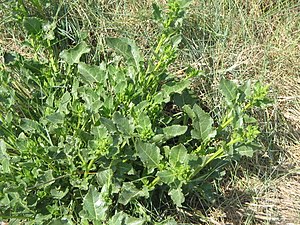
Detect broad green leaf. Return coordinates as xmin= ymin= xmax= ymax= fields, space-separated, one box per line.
xmin=235 ymin=145 xmax=253 ymax=157
xmin=252 ymin=82 xmax=272 ymax=107
xmin=113 ymin=112 xmax=134 ymax=136
xmin=136 ymin=111 xmax=154 ymax=139
xmin=118 ymin=182 xmax=148 ymax=205
xmin=178 ymin=0 xmax=193 ymax=8
xmin=46 ymin=92 xmax=55 ymax=107
xmin=115 ymin=70 xmax=126 ymax=84
xmin=151 ymin=134 xmax=165 ymax=143
xmin=219 ymin=78 xmax=238 ymax=105
xmin=58 ymin=91 xmax=71 ymax=114
xmin=3 ymin=52 xmax=16 ymax=64
xmin=34 ymin=214 xmax=53 ymax=223
xmin=103 ymin=94 xmax=114 ymax=112
xmin=109 ymin=212 xmax=146 ymax=225
xmin=163 ymin=125 xmax=187 ymax=138
xmin=114 ymin=80 xmax=127 ymax=94
xmin=0 ymin=157 xmax=10 ymax=173
xmin=169 ymin=144 xmax=189 ymax=167
xmin=91 ymin=125 xmax=108 ymax=139
xmin=182 ymin=105 xmax=194 ymax=118
xmin=135 ymin=140 xmax=162 ymax=173
xmin=233 ymin=116 xmax=244 ymax=129
xmin=106 ymin=37 xmax=143 ymax=70
xmin=0 ymin=193 xmax=10 ymax=211
xmin=71 ymin=78 xmax=80 ymax=99
xmin=125 ymin=216 xmax=146 ymax=225
xmin=78 ymin=62 xmax=106 ymax=84
xmin=157 ymin=170 xmax=175 ymax=184
xmin=50 ymin=187 xmax=69 ymax=200
xmin=190 ymin=105 xmax=216 ymax=142
xmin=152 ymin=90 xmax=170 ymax=105
xmin=108 ymin=212 xmax=126 ymax=225
xmin=20 ymin=118 xmax=41 ymax=132
xmin=70 ymin=176 xmax=89 ymax=191
xmin=135 ymin=101 xmax=150 ymax=112
xmin=236 ymin=143 xmax=260 ymax=157
xmin=37 ymin=170 xmax=54 ymax=188
xmin=162 ymin=79 xmax=191 ymax=95
xmin=23 ymin=17 xmax=43 ymax=35
xmin=170 ymin=34 xmax=182 ymax=48
xmin=91 ymin=100 xmax=102 ymax=113
xmin=169 ymin=186 xmax=184 ymax=207
xmin=239 ymin=80 xmax=251 ymax=100
xmin=163 ymin=146 xmax=171 ymax=158
xmin=46 ymin=112 xmax=65 ymax=124
xmin=116 ymin=161 xmax=135 ymax=176
xmin=96 ymin=169 xmax=113 ymax=186
xmin=49 ymin=218 xmax=73 ymax=225
xmin=152 ymin=3 xmax=162 ymax=21
xmin=59 ymin=41 xmax=91 ymax=65
xmin=42 ymin=21 xmax=56 ymax=41
xmin=173 ymin=89 xmax=197 ymax=107
xmin=82 ymin=185 xmax=110 ymax=222
xmin=136 ymin=111 xmax=152 ymax=130
xmin=0 ymin=140 xmax=10 ymax=173
xmin=100 ymin=117 xmax=117 ymax=133
xmin=80 ymin=87 xmax=103 ymax=112
xmin=244 ymin=114 xmax=257 ymax=123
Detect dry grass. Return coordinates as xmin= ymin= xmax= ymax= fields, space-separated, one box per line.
xmin=177 ymin=1 xmax=300 ymax=224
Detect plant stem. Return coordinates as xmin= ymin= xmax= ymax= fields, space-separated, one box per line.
xmin=84 ymin=158 xmax=96 ymax=178
xmin=148 ymin=176 xmax=160 ymax=190
xmin=189 ymin=147 xmax=224 ymax=180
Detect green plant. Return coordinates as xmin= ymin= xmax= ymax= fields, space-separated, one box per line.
xmin=0 ymin=0 xmax=271 ymax=224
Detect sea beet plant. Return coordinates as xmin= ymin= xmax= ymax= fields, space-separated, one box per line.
xmin=0 ymin=0 xmax=270 ymax=224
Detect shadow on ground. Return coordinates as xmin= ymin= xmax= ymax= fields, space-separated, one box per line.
xmin=179 ymin=106 xmax=300 ymax=225
xmin=208 ymin=108 xmax=300 ymax=225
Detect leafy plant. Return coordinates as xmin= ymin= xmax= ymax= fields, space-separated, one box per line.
xmin=0 ymin=0 xmax=270 ymax=224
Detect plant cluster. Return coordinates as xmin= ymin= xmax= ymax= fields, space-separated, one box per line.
xmin=0 ymin=0 xmax=270 ymax=224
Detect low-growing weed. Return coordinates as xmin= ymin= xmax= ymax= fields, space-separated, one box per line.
xmin=0 ymin=0 xmax=271 ymax=224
